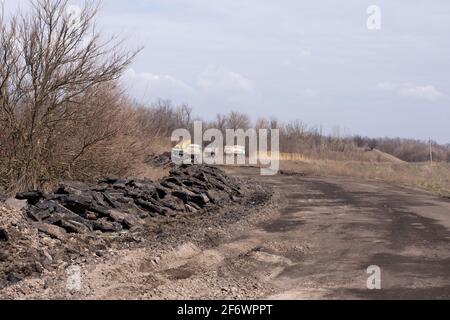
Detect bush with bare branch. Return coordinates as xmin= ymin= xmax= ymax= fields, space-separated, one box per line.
xmin=0 ymin=0 xmax=141 ymax=192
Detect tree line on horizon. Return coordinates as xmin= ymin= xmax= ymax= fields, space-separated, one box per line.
xmin=134 ymin=99 xmax=450 ymax=164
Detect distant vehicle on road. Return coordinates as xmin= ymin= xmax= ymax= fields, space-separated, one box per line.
xmin=172 ymin=140 xmax=202 ymax=164
xmin=224 ymin=145 xmax=246 ymax=156
xmin=172 ymin=142 xmax=246 ymax=164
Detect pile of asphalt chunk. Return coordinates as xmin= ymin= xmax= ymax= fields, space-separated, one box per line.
xmin=145 ymin=152 xmax=173 ymax=168
xmin=17 ymin=165 xmax=246 ymax=237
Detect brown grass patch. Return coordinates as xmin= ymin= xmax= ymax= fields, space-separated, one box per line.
xmin=280 ymin=159 xmax=450 ymax=198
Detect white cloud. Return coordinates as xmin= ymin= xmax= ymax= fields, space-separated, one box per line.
xmin=281 ymin=58 xmax=293 ymax=67
xmin=281 ymin=49 xmax=312 ymax=67
xmin=299 ymin=49 xmax=312 ymax=57
xmin=374 ymin=82 xmax=445 ymax=101
xmin=374 ymin=82 xmax=407 ymax=91
xmin=122 ymin=68 xmax=194 ymax=103
xmin=122 ymin=66 xmax=254 ymax=107
xmin=197 ymin=65 xmax=253 ymax=93
xmin=399 ymin=86 xmax=445 ymax=101
xmin=300 ymin=88 xmax=319 ymax=98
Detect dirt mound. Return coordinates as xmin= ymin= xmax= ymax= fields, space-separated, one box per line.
xmin=367 ymin=149 xmax=406 ymax=164
xmin=0 ymin=165 xmax=263 ymax=290
xmin=18 ymin=165 xmax=245 ymax=235
xmin=0 ymin=203 xmax=112 ymax=290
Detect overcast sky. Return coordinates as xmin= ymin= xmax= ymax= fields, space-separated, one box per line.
xmin=4 ymin=1 xmax=450 ymax=143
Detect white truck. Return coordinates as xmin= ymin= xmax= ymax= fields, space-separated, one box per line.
xmin=171 ymin=140 xmax=202 ymax=164
xmin=224 ymin=145 xmax=246 ymax=156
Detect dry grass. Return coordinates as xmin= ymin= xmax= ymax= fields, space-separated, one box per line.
xmin=258 ymin=149 xmax=406 ymax=165
xmin=281 ymin=159 xmax=450 ymax=198
xmin=273 ymin=149 xmax=406 ymax=163
xmin=130 ymin=164 xmax=171 ymax=181
xmin=129 ymin=141 xmax=172 ymax=181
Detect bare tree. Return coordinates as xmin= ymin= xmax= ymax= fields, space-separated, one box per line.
xmin=0 ymin=0 xmax=141 ymax=191
xmin=255 ymin=117 xmax=270 ymax=130
xmin=225 ymin=111 xmax=251 ymax=130
xmin=214 ymin=114 xmax=227 ymax=133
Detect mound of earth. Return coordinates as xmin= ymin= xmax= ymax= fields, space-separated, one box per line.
xmin=0 ymin=165 xmax=268 ymax=290
xmin=366 ymin=149 xmax=406 ymax=164
xmin=17 ymin=165 xmax=247 ymax=235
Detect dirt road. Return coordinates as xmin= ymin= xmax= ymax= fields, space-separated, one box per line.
xmin=222 ymin=166 xmax=450 ymax=299
xmin=113 ymin=166 xmax=450 ymax=300
xmin=3 ymin=166 xmax=450 ymax=300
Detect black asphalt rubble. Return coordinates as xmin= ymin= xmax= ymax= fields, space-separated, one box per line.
xmin=17 ymin=165 xmax=245 ymax=236
xmin=0 ymin=164 xmax=271 ymax=290
xmin=145 ymin=152 xmax=173 ymax=168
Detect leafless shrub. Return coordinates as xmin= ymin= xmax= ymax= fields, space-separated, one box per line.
xmin=0 ymin=0 xmax=141 ymax=192
xmin=224 ymin=111 xmax=251 ymax=130
xmin=134 ymin=99 xmax=194 ymax=140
